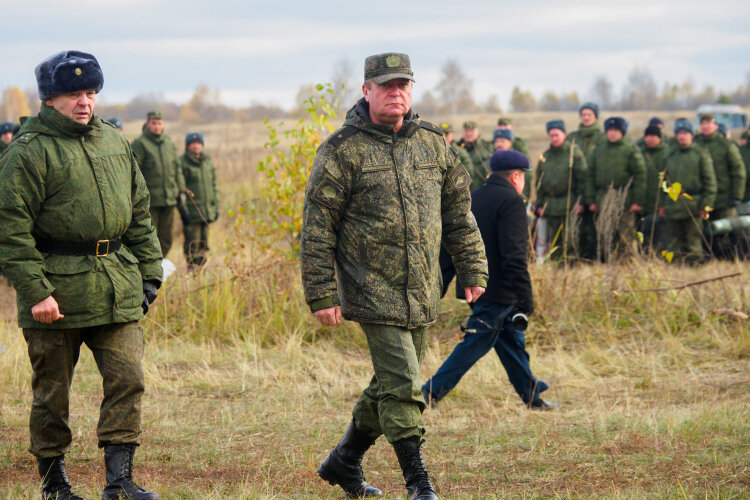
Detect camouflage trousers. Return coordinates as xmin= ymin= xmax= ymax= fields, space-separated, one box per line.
xmin=666 ymin=218 xmax=705 ymax=263
xmin=150 ymin=206 xmax=175 ymax=257
xmin=23 ymin=321 xmax=145 ymax=458
xmin=352 ymin=324 xmax=427 ymax=443
xmin=183 ymin=222 xmax=209 ymax=270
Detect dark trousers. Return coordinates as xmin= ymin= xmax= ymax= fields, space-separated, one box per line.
xmin=183 ymin=222 xmax=209 ymax=269
xmin=422 ymin=300 xmax=548 ymax=404
xmin=149 ymin=206 xmax=175 ymax=257
xmin=23 ymin=322 xmax=145 ymax=457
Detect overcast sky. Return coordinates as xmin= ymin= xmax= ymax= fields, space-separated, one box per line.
xmin=2 ymin=0 xmax=748 ymax=110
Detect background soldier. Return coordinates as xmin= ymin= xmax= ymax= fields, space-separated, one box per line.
xmin=440 ymin=122 xmax=472 ymax=170
xmin=638 ymin=125 xmax=669 ymax=250
xmin=131 ymin=110 xmax=185 ymax=257
xmin=658 ymin=119 xmax=716 ymax=263
xmin=301 ymin=52 xmax=487 ymax=500
xmin=422 ymin=150 xmax=558 ymax=411
xmin=740 ymin=130 xmax=750 ymax=203
xmin=534 ymin=120 xmax=586 ymax=261
xmin=0 ymin=121 xmax=16 ymax=154
xmin=179 ymin=132 xmax=219 ymax=271
xmin=586 ymin=117 xmax=646 ymax=259
xmin=106 ymin=116 xmax=124 ymax=132
xmin=456 ymin=120 xmax=493 ymax=190
xmin=0 ymin=50 xmax=162 ymax=500
xmin=495 ymin=118 xmax=532 ymax=199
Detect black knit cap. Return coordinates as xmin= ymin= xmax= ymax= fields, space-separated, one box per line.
xmin=644 ymin=125 xmax=661 ymax=138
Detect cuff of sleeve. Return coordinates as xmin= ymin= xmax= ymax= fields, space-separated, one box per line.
xmin=309 ymin=296 xmax=339 ymax=313
xmin=460 ymin=276 xmax=487 ymax=288
xmin=21 ymin=278 xmax=55 ymax=308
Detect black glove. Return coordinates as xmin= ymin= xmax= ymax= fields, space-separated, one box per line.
xmin=142 ymin=280 xmax=160 ymax=315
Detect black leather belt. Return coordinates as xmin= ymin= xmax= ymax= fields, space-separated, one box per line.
xmin=36 ymin=237 xmax=122 ymax=257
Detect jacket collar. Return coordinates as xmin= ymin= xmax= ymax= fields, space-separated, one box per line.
xmin=141 ymin=123 xmax=164 ymax=143
xmin=33 ymin=103 xmax=101 ymax=139
xmin=485 ymin=172 xmax=516 ymax=191
xmin=343 ymin=97 xmax=419 ymax=141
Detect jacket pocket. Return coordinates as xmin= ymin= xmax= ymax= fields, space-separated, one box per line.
xmin=43 ymin=255 xmax=100 ymax=315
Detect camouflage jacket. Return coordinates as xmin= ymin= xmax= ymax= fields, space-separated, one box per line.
xmin=659 ymin=144 xmax=716 ymax=220
xmin=180 ymin=151 xmax=219 ymax=224
xmin=637 ymin=142 xmax=668 ymax=214
xmin=568 ymin=123 xmax=606 ymax=164
xmin=0 ymin=140 xmax=7 ymax=156
xmin=301 ymin=98 xmax=488 ymax=328
xmin=0 ymin=104 xmax=162 ymax=328
xmin=740 ymin=142 xmax=750 ymax=202
xmin=511 ymin=137 xmax=533 ymax=200
xmin=694 ymin=132 xmax=746 ymax=208
xmin=536 ymin=142 xmax=587 ymax=217
xmin=456 ymin=137 xmax=493 ymax=191
xmin=586 ymin=139 xmax=647 ymax=208
xmin=131 ymin=126 xmax=184 ymax=207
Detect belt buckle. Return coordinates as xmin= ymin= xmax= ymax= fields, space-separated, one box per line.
xmin=96 ymin=239 xmax=110 ymax=257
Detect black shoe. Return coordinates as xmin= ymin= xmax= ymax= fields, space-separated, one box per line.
xmin=392 ymin=437 xmax=438 ymax=500
xmin=37 ymin=455 xmax=83 ymax=500
xmin=101 ymin=444 xmax=159 ymax=500
xmin=317 ymin=420 xmax=382 ymax=498
xmin=529 ymin=398 xmax=561 ymax=411
xmin=421 ymin=388 xmax=438 ymax=409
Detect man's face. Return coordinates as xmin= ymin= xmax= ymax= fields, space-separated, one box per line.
xmin=187 ymin=141 xmax=203 ymax=155
xmin=606 ymin=128 xmax=623 ymax=142
xmin=362 ymin=78 xmax=412 ymax=125
xmin=548 ymin=129 xmax=566 ymax=148
xmin=45 ymin=90 xmax=96 ymax=124
xmin=462 ymin=127 xmax=479 ymax=143
xmin=643 ymin=135 xmax=661 ymax=148
xmin=700 ymin=120 xmax=718 ymax=136
xmin=494 ymin=138 xmax=513 ymax=150
xmin=676 ymin=130 xmax=693 ymax=148
xmin=1 ymin=132 xmax=11 ymax=145
xmin=444 ymin=132 xmax=454 ymax=143
xmin=580 ymin=109 xmax=597 ymax=127
xmin=146 ymin=118 xmax=164 ymax=135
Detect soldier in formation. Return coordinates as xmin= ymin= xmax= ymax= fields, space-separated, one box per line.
xmin=301 ymin=52 xmax=487 ymax=500
xmin=0 ymin=121 xmax=16 ymax=154
xmin=0 ymin=50 xmax=162 ymax=500
xmin=637 ymin=124 xmax=669 ymax=250
xmin=456 ymin=120 xmax=493 ymax=190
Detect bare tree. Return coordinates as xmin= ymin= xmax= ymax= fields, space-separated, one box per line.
xmin=589 ymin=76 xmax=614 ymax=110
xmin=620 ymin=67 xmax=658 ymax=110
xmin=330 ymin=57 xmax=358 ymax=116
xmin=539 ymin=91 xmax=560 ymax=111
xmin=436 ymin=59 xmax=475 ymax=115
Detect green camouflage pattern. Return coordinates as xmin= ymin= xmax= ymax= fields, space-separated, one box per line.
xmin=660 ymin=144 xmax=716 ymax=221
xmin=536 ymin=141 xmax=587 ymax=217
xmin=131 ymin=126 xmax=184 ymax=208
xmin=456 ymin=137 xmax=494 ymax=191
xmin=183 ymin=222 xmax=209 ymax=269
xmin=23 ymin=321 xmax=145 ymax=457
xmin=301 ymin=98 xmax=488 ymax=328
xmin=511 ymin=137 xmax=533 ymax=199
xmin=149 ymin=206 xmax=175 ymax=257
xmin=0 ymin=140 xmax=7 ymax=156
xmin=364 ymin=52 xmax=414 ymax=84
xmin=740 ymin=141 xmax=750 ymax=202
xmin=694 ymin=132 xmax=746 ymax=208
xmin=0 ymin=104 xmax=162 ymax=329
xmin=585 ymin=139 xmax=647 ymax=208
xmin=352 ymin=323 xmax=427 ymax=443
xmin=181 ymin=151 xmax=219 ymax=224
xmin=568 ymin=123 xmax=606 ymax=163
xmin=637 ymin=141 xmax=669 ymax=214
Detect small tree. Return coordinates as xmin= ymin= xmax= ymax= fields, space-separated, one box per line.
xmin=509 ymin=86 xmax=537 ymax=112
xmin=0 ymin=86 xmax=31 ymax=121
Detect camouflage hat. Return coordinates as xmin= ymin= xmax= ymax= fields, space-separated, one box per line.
xmin=440 ymin=123 xmax=453 ymax=135
xmin=364 ymin=52 xmax=414 ymax=85
xmin=463 ymin=120 xmax=478 ymax=130
xmin=699 ymin=113 xmax=716 ymax=123
xmin=147 ymin=111 xmax=163 ymax=121
xmin=497 ymin=117 xmax=513 ymax=126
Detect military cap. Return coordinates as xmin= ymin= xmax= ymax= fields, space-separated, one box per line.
xmin=35 ymin=50 xmax=103 ymax=100
xmin=364 ymin=52 xmax=414 ymax=85
xmin=644 ymin=125 xmax=662 ymax=138
xmin=185 ymin=132 xmax=204 ymax=146
xmin=463 ymin=121 xmax=478 ymax=129
xmin=440 ymin=123 xmax=453 ymax=135
xmin=674 ymin=118 xmax=694 ymax=134
xmin=0 ymin=121 xmax=14 ymax=134
xmin=579 ymin=102 xmax=599 ymax=118
xmin=490 ymin=150 xmax=531 ymax=172
xmin=699 ymin=113 xmax=716 ymax=123
xmin=717 ymin=123 xmax=728 ymax=136
xmin=497 ymin=117 xmax=513 ymax=126
xmin=147 ymin=111 xmax=163 ymax=121
xmin=546 ymin=119 xmax=565 ymax=133
xmin=604 ymin=116 xmax=628 ymax=134
xmin=106 ymin=117 xmax=123 ymax=130
xmin=648 ymin=116 xmax=664 ymax=127
xmin=493 ymin=128 xmax=514 ymax=141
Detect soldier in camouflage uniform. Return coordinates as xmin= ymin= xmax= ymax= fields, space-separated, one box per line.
xmin=302 ymin=52 xmax=488 ymax=500
xmin=740 ymin=130 xmax=750 ymax=203
xmin=496 ymin=117 xmax=530 ymax=158
xmin=493 ymin=126 xmax=532 ymax=200
xmin=637 ymin=125 xmax=669 ymax=251
xmin=179 ymin=132 xmax=219 ymax=271
xmin=534 ymin=120 xmax=586 ymax=261
xmin=456 ymin=120 xmax=493 ymax=191
xmin=0 ymin=121 xmax=16 ymax=155
xmin=131 ymin=110 xmax=185 ymax=257
xmin=585 ymin=117 xmax=646 ymax=260
xmin=658 ymin=119 xmax=716 ymax=263
xmin=0 ymin=51 xmax=162 ymax=500
xmin=440 ymin=122 xmax=472 ymax=170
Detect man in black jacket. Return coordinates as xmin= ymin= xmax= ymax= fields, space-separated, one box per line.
xmin=424 ymin=150 xmax=559 ymax=410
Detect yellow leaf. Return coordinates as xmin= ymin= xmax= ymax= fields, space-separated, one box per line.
xmin=681 ymin=193 xmax=693 ymax=200
xmin=661 ymin=250 xmax=674 ymax=262
xmin=636 ymin=231 xmax=644 ymax=244
xmin=667 ymin=182 xmax=682 ymax=202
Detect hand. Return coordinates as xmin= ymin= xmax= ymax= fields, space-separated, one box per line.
xmin=698 ymin=208 xmax=709 ymax=219
xmin=31 ymin=296 xmax=64 ymax=323
xmin=142 ymin=280 xmax=159 ymax=315
xmin=574 ymin=204 xmax=584 ymax=215
xmin=628 ymin=203 xmax=642 ymax=213
xmin=658 ymin=208 xmax=667 ymax=218
xmin=464 ymin=286 xmax=485 ymax=303
xmin=589 ymin=203 xmax=598 ymax=213
xmin=314 ymin=306 xmax=342 ymax=326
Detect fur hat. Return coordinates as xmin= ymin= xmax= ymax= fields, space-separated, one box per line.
xmin=185 ymin=132 xmax=204 ymax=146
xmin=35 ymin=50 xmax=103 ymax=100
xmin=546 ymin=119 xmax=565 ymax=133
xmin=648 ymin=116 xmax=664 ymax=127
xmin=106 ymin=117 xmax=123 ymax=130
xmin=604 ymin=117 xmax=628 ymax=135
xmin=674 ymin=118 xmax=694 ymax=134
xmin=489 ymin=150 xmax=531 ymax=172
xmin=493 ymin=128 xmax=514 ymax=141
xmin=579 ymin=102 xmax=599 ymax=118
xmin=0 ymin=121 xmax=15 ymax=134
xmin=644 ymin=125 xmax=662 ymax=138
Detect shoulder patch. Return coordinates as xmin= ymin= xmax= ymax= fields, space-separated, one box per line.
xmin=447 ymin=163 xmax=471 ymax=192
xmin=419 ymin=120 xmax=443 ymax=136
xmin=16 ymin=133 xmax=39 ymax=143
xmin=311 ymin=173 xmax=346 ymax=209
xmin=327 ymin=126 xmax=359 ymax=149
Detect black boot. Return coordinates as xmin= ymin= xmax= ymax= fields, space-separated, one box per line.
xmin=317 ymin=420 xmax=382 ymax=498
xmin=101 ymin=444 xmax=159 ymax=500
xmin=392 ymin=437 xmax=438 ymax=500
xmin=37 ymin=455 xmax=83 ymax=500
